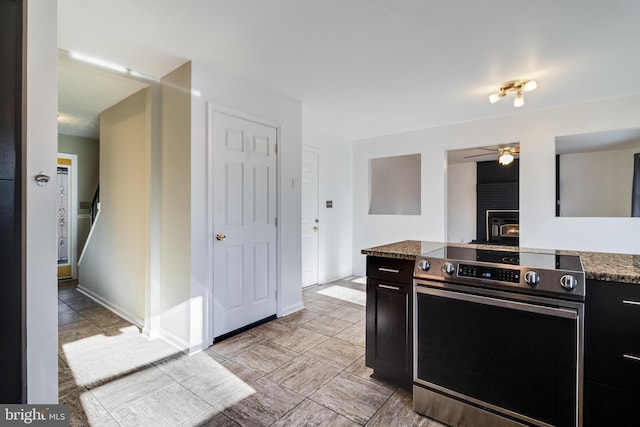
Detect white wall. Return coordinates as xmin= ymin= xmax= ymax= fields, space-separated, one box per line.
xmin=26 ymin=0 xmax=58 ymax=403
xmin=559 ymin=147 xmax=638 ymax=217
xmin=303 ymin=127 xmax=353 ymax=283
xmin=78 ymin=88 xmax=150 ymax=326
xmin=187 ymin=62 xmax=302 ymax=350
xmin=447 ymin=162 xmax=476 ymax=243
xmin=369 ymin=154 xmax=421 ymax=215
xmin=353 ymin=94 xmax=640 ymax=275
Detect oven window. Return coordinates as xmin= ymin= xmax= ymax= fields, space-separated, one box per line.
xmin=417 ymin=292 xmax=577 ymax=427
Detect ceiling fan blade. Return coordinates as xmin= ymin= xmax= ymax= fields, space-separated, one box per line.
xmin=464 ymin=153 xmax=497 ymax=159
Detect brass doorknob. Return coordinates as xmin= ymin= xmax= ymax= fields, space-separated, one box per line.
xmin=216 ymin=233 xmax=226 ymax=241
xmin=313 ymin=226 xmax=318 ymax=232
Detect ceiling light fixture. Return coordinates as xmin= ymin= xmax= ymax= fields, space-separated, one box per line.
xmin=498 ymin=147 xmax=518 ymax=165
xmin=489 ymin=80 xmax=537 ymax=108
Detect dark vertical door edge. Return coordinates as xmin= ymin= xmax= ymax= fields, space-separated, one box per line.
xmin=0 ymin=0 xmax=24 ymax=403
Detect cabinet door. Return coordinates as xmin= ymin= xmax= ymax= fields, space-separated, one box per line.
xmin=366 ymin=278 xmax=413 ymax=386
xmin=584 ymin=380 xmax=640 ymax=427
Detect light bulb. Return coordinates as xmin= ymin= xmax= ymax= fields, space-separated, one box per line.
xmin=499 ymin=152 xmax=514 ymax=165
xmin=522 ymin=80 xmax=537 ymax=92
xmin=489 ymin=93 xmax=502 ymax=104
xmin=513 ymin=91 xmax=524 ymax=108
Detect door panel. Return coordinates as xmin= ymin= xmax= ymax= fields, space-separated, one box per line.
xmin=212 ymin=111 xmax=277 ymax=338
xmin=301 ymin=148 xmax=319 ymax=287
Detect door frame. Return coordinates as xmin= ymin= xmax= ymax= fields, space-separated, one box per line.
xmin=206 ymin=102 xmax=281 ymax=345
xmin=57 ymin=153 xmax=78 ymax=279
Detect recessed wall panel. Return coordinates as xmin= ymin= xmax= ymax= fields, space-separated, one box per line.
xmin=253 ymin=166 xmax=269 ymax=224
xmin=225 ymin=246 xmax=244 ymax=309
xmin=225 ymin=129 xmax=244 ymax=152
xmin=253 ymin=242 xmax=269 ymax=301
xmin=253 ymin=135 xmax=269 ymax=156
xmin=225 ymin=162 xmax=244 ymax=226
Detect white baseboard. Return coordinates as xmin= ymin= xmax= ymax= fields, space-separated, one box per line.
xmin=77 ymin=286 xmax=144 ymax=328
xmin=158 ymin=328 xmax=190 ymax=353
xmin=279 ymin=302 xmax=305 ymax=318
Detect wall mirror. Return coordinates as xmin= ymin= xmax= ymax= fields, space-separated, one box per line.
xmin=555 ymin=128 xmax=640 ymax=217
xmin=447 ymin=144 xmax=520 ymax=244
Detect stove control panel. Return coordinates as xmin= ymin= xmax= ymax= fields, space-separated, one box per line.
xmin=458 ymin=264 xmax=520 ymax=283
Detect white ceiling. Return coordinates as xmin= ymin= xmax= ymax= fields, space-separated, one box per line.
xmin=57 ymin=0 xmax=640 ymax=141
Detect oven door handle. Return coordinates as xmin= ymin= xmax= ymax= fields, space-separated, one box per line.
xmin=416 ymin=285 xmax=578 ymax=320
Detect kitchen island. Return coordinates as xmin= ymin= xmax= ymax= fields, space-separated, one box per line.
xmin=362 ymin=240 xmax=640 ymax=426
xmin=361 ymin=240 xmax=640 ymax=284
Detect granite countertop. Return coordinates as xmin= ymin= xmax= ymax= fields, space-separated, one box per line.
xmin=361 ymin=240 xmax=640 ymax=285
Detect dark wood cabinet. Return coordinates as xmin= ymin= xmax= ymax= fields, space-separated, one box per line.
xmin=584 ymin=279 xmax=640 ymax=426
xmin=365 ymin=256 xmax=414 ymax=388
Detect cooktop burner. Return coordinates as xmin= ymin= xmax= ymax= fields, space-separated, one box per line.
xmin=414 ymin=246 xmax=585 ymax=300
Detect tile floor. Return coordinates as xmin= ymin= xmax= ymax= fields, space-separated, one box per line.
xmin=58 ymin=277 xmax=443 ymax=426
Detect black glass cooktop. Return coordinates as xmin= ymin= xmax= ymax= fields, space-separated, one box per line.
xmin=422 ymin=246 xmax=583 ymax=272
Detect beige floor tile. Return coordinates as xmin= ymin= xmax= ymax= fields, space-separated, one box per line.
xmin=304 ymin=299 xmax=346 ymax=314
xmin=60 ymin=389 xmax=109 ymax=427
xmin=265 ymin=355 xmax=341 ymax=397
xmin=215 ymin=377 xmax=304 ymax=426
xmin=209 ymin=332 xmax=264 ymax=357
xmin=155 ymin=351 xmax=227 ymax=383
xmin=312 ymin=284 xmax=366 ymax=306
xmin=272 ymin=399 xmax=359 ymax=427
xmin=57 ymin=280 xmax=447 ymax=426
xmin=180 ymin=409 xmax=240 ymax=426
xmin=65 ymin=349 xmax=145 ymax=388
xmin=232 ymin=342 xmax=298 ymax=374
xmin=90 ymin=365 xmax=175 ymax=411
xmin=344 ymin=355 xmax=397 ymax=391
xmin=326 ymin=305 xmax=366 ymax=323
xmin=181 ymin=361 xmax=260 ymax=407
xmin=271 ymin=328 xmax=329 ymax=353
xmin=333 ymin=320 xmax=366 ymax=348
xmin=366 ymin=388 xmax=444 ymax=426
xmin=59 ymin=322 xmax=105 ymax=346
xmin=304 ymin=337 xmax=364 ymax=369
xmin=85 ymin=310 xmax=133 ymax=330
xmin=300 ymin=315 xmax=352 ymax=336
xmin=217 ymin=358 xmax=264 ymax=384
xmin=112 ymin=382 xmax=212 ymax=427
xmin=277 ymin=309 xmax=321 ymax=329
xmin=310 ymin=372 xmax=394 ymax=425
xmin=87 ymin=414 xmax=121 ymax=427
xmin=250 ymin=319 xmax=292 ymax=340
xmin=58 ymin=309 xmax=86 ymax=327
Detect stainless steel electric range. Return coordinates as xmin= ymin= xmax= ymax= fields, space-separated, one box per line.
xmin=413 ymin=246 xmax=585 ymax=427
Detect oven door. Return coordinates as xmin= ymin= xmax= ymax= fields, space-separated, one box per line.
xmin=415 ymin=282 xmax=582 ymax=427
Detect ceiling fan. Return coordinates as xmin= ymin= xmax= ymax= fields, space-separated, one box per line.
xmin=463 ymin=145 xmax=520 ymax=165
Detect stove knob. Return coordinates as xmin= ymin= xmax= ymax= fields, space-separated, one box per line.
xmin=418 ymin=259 xmax=430 ymax=271
xmin=560 ymin=274 xmax=577 ymax=290
xmin=442 ymin=262 xmax=455 ymax=275
xmin=524 ymin=271 xmax=540 ymax=286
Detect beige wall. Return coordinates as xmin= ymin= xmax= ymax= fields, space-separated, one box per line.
xmin=78 ymin=88 xmax=150 ymax=325
xmin=59 ymin=134 xmax=99 ymax=254
xmin=58 ymin=134 xmax=99 ymax=214
xmin=159 ymin=62 xmax=192 ymax=347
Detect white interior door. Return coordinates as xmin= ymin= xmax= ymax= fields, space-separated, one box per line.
xmin=301 ymin=148 xmax=319 ymax=287
xmin=211 ymin=111 xmax=278 ymax=338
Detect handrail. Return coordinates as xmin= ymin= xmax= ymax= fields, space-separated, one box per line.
xmin=90 ymin=185 xmax=100 ymax=224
